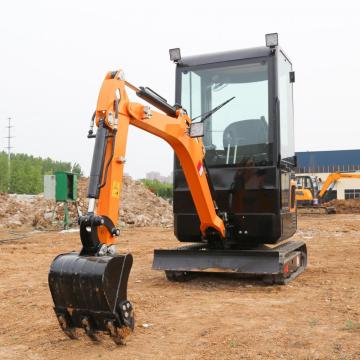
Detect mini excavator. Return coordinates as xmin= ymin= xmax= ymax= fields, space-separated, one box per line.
xmin=48 ymin=34 xmax=307 ymax=343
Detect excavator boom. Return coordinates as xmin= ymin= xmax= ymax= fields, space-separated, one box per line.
xmin=92 ymin=70 xmax=225 ymax=244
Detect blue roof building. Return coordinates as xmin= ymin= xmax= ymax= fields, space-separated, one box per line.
xmin=296 ymin=149 xmax=360 ymax=173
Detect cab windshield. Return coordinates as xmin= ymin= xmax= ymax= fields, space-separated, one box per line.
xmin=180 ymin=59 xmax=273 ymax=167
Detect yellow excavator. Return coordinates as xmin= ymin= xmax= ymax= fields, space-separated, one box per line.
xmin=295 ymin=172 xmax=360 ymax=214
xmin=48 ymin=34 xmax=307 ymax=344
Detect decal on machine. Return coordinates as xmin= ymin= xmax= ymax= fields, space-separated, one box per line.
xmin=112 ymin=181 xmax=121 ymax=198
xmin=197 ymin=161 xmax=204 ymax=176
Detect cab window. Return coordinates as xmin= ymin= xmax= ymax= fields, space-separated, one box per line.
xmin=181 ymin=60 xmax=272 ymax=168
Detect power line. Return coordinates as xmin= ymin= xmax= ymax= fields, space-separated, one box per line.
xmin=4 ymin=117 xmax=14 ymax=192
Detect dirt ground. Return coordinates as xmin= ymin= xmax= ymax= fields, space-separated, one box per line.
xmin=0 ymin=215 xmax=359 ymax=360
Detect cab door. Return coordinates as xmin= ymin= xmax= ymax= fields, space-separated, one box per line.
xmin=277 ymin=49 xmax=296 ymax=237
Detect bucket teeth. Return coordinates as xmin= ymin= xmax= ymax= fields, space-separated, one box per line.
xmin=81 ymin=317 xmax=99 ymax=341
xmin=106 ymin=320 xmax=128 ymax=345
xmin=57 ymin=314 xmax=77 ymax=339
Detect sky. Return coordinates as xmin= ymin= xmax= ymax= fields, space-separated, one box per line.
xmin=0 ymin=0 xmax=359 ymax=179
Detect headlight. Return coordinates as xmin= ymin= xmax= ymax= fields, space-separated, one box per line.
xmin=169 ymin=48 xmax=181 ymax=63
xmin=265 ymin=33 xmax=278 ymax=48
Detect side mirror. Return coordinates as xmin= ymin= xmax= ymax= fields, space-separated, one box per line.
xmin=189 ymin=122 xmax=204 ymax=138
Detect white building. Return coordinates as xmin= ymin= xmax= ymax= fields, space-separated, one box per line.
xmin=145 ymin=171 xmax=173 ymax=184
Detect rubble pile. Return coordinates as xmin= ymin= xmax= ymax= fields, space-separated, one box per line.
xmin=119 ymin=176 xmax=173 ymax=227
xmin=77 ymin=177 xmax=173 ymax=227
xmin=324 ymin=199 xmax=360 ymax=214
xmin=0 ymin=193 xmax=32 ymax=228
xmin=0 ymin=193 xmax=80 ymax=229
xmin=0 ymin=176 xmax=173 ymax=229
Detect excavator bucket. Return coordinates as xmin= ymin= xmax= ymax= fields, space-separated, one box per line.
xmin=48 ymin=252 xmax=134 ymax=344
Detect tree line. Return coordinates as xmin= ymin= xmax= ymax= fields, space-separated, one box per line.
xmin=0 ymin=151 xmax=82 ymax=194
xmin=140 ymin=179 xmax=173 ymax=200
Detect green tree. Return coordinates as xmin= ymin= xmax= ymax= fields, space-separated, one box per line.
xmin=0 ymin=152 xmax=9 ymax=192
xmin=72 ymin=162 xmax=83 ymax=176
xmin=140 ymin=179 xmax=173 ymax=200
xmin=0 ymin=151 xmax=82 ymax=194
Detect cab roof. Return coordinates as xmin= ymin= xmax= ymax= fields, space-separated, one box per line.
xmin=178 ymin=46 xmax=272 ymax=68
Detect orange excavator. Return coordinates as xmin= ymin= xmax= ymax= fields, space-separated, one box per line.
xmin=296 ymin=172 xmax=360 ymax=213
xmin=48 ymin=34 xmax=307 ymax=343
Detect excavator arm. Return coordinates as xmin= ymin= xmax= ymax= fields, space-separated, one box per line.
xmin=48 ymin=69 xmax=226 ymax=343
xmin=319 ymin=172 xmax=360 ymax=198
xmin=90 ymin=69 xmax=225 ymax=250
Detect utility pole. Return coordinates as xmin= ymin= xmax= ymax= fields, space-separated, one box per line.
xmin=5 ymin=117 xmax=13 ymax=193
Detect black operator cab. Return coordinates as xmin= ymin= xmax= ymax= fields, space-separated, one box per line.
xmin=173 ymin=35 xmax=297 ymax=247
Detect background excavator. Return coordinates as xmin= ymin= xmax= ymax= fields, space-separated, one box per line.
xmin=48 ymin=33 xmax=307 ymax=343
xmin=295 ymin=172 xmax=360 ymax=214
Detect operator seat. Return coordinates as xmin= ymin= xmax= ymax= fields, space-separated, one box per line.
xmin=223 ymin=117 xmax=268 ymax=148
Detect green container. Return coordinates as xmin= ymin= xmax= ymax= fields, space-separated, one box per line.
xmin=55 ymin=171 xmax=78 ymax=202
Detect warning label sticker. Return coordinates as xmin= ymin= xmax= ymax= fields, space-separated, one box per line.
xmin=197 ymin=161 xmax=204 ymax=176
xmin=112 ymin=181 xmax=121 ymax=198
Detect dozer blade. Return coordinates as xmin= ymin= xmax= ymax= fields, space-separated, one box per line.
xmin=48 ymin=252 xmax=134 ymax=344
xmin=153 ymin=241 xmax=307 ymax=285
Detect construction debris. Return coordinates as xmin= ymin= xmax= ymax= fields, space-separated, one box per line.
xmin=0 ymin=193 xmax=54 ymax=229
xmin=0 ymin=176 xmax=173 ymax=229
xmin=323 ymin=199 xmax=360 ymax=214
